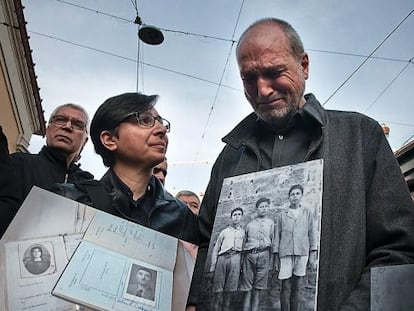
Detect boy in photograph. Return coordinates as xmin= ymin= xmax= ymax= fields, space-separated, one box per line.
xmin=240 ymin=198 xmax=274 ymax=311
xmin=209 ymin=207 xmax=245 ymax=311
xmin=274 ymin=184 xmax=317 ymax=311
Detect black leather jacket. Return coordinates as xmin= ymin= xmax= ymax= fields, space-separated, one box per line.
xmin=54 ymin=169 xmax=199 ymax=244
xmin=11 ymin=145 xmax=94 ymax=204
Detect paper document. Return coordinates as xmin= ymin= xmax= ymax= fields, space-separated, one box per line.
xmin=0 ymin=187 xmax=95 ymax=311
xmin=53 ymin=210 xmax=178 ymax=311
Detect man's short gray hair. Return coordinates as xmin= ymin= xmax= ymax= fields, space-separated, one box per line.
xmin=48 ymin=103 xmax=90 ymax=130
xmin=175 ymin=190 xmax=200 ymax=202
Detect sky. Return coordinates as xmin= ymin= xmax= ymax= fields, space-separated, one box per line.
xmin=22 ymin=0 xmax=414 ymax=195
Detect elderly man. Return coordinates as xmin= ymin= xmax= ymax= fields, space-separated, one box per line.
xmin=189 ymin=18 xmax=414 ymax=310
xmin=11 ymin=103 xmax=93 ymax=204
xmin=176 ymin=190 xmax=201 ymax=215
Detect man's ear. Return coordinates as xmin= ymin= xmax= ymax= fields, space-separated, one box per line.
xmin=301 ymin=52 xmax=309 ymax=80
xmin=100 ymin=130 xmax=118 ymax=152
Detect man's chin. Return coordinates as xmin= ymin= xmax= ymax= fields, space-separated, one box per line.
xmin=259 ymin=114 xmax=290 ymax=128
xmin=49 ymin=143 xmax=75 ymax=155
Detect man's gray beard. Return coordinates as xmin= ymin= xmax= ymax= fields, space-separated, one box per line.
xmin=258 ymin=104 xmax=299 ymax=130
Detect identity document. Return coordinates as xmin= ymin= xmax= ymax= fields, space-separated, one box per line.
xmin=0 ymin=187 xmax=195 ymax=311
xmin=52 ymin=210 xmax=178 ymax=311
xmin=198 ymin=159 xmax=323 ymax=311
xmin=0 ymin=187 xmax=94 ymax=311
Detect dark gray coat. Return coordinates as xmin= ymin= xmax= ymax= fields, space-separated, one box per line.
xmin=190 ymin=94 xmax=414 ymax=310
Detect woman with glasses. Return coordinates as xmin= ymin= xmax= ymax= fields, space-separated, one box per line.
xmin=55 ymin=92 xmax=198 ymax=244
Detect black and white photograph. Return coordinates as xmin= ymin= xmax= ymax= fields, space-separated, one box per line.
xmin=3 ymin=227 xmax=82 ymax=311
xmin=125 ymin=263 xmax=158 ymax=305
xmin=19 ymin=240 xmax=56 ymax=277
xmin=199 ymin=159 xmax=323 ymax=311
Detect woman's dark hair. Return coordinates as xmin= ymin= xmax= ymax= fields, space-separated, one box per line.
xmin=90 ymin=92 xmax=158 ymax=167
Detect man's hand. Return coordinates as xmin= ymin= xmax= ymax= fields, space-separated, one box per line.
xmin=186 ymin=306 xmax=196 ymax=311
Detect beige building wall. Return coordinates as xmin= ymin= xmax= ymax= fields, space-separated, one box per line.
xmin=0 ymin=0 xmax=44 ymax=153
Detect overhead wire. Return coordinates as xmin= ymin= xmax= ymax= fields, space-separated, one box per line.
xmin=130 ymin=0 xmax=141 ymax=92
xmin=379 ymin=121 xmax=414 ymax=128
xmin=307 ymin=48 xmax=410 ymax=64
xmin=193 ymin=0 xmax=245 ymax=163
xmin=322 ymin=8 xmax=414 ymax=106
xmin=363 ymin=56 xmax=414 ymax=114
xmin=54 ymin=0 xmax=234 ymax=42
xmin=27 ymin=30 xmax=242 ymax=92
xmin=25 ymin=1 xmax=414 ymax=149
xmin=158 ymin=27 xmax=236 ymax=43
xmin=24 ymin=26 xmax=414 ymax=94
xmin=24 ymin=21 xmax=414 ymax=147
xmin=402 ymin=133 xmax=414 ymax=146
xmin=130 ymin=0 xmax=138 ymax=14
xmin=55 ymin=0 xmax=133 ymax=23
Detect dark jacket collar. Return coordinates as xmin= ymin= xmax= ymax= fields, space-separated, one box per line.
xmin=40 ymin=145 xmax=81 ymax=172
xmin=99 ymin=169 xmax=176 ymax=219
xmin=223 ymin=93 xmax=326 ymax=149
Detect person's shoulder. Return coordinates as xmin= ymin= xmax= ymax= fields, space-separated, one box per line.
xmin=326 ymin=109 xmax=377 ymax=124
xmin=326 ymin=109 xmax=383 ymax=136
xmin=10 ymin=151 xmax=39 ymax=171
xmin=300 ymin=206 xmax=312 ymax=215
xmin=52 ymin=180 xmax=95 ymax=205
xmin=10 ymin=150 xmax=37 ymax=160
xmin=72 ymin=165 xmax=94 ymax=180
xmin=220 ymin=226 xmax=232 ymax=234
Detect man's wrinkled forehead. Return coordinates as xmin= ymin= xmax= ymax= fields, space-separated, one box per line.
xmin=51 ymin=106 xmax=88 ymax=123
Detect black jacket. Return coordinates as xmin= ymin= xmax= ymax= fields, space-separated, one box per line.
xmin=54 ymin=169 xmax=199 ymax=244
xmin=11 ymin=145 xmax=94 ymax=205
xmin=0 ymin=126 xmax=19 ymax=237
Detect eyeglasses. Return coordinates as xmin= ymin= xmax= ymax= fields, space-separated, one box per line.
xmin=50 ymin=115 xmax=87 ymax=131
xmin=121 ymin=112 xmax=171 ymax=132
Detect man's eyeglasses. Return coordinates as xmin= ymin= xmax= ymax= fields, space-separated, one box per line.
xmin=121 ymin=112 xmax=171 ymax=132
xmin=50 ymin=115 xmax=87 ymax=131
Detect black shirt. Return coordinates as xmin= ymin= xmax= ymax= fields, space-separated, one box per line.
xmin=256 ymin=104 xmax=320 ymax=169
